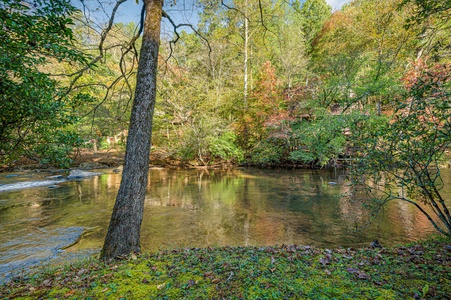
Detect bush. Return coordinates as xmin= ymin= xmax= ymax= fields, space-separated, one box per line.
xmin=250 ymin=140 xmax=284 ymax=166
xmin=208 ymin=132 xmax=244 ymax=164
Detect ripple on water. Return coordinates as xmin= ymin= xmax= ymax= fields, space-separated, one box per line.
xmin=0 ymin=180 xmax=66 ymax=193
xmin=0 ymin=227 xmax=85 ymax=284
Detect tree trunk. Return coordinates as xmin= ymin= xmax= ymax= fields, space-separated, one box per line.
xmin=100 ymin=0 xmax=163 ymax=260
xmin=243 ymin=0 xmax=249 ymax=109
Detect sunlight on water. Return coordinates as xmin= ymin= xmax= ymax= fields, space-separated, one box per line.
xmin=0 ymin=167 xmax=449 ymax=282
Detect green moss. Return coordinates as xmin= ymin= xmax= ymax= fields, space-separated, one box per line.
xmin=1 ymin=237 xmax=450 ymax=299
xmin=47 ymin=287 xmax=71 ymax=298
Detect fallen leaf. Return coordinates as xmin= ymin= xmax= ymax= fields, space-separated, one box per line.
xmin=64 ymin=290 xmax=75 ymax=298
xmin=203 ymin=272 xmax=213 ymax=278
xmin=157 ymin=283 xmax=166 ymax=290
xmin=41 ymin=279 xmax=52 ymax=287
xmin=320 ymin=257 xmax=330 ymax=266
xmin=358 ymin=260 xmax=368 ymax=266
xmin=271 ymin=256 xmax=276 ymax=264
xmin=77 ymin=269 xmax=88 ymax=276
xmin=357 ymin=272 xmax=370 ymax=280
xmin=187 ymin=279 xmax=196 ymax=287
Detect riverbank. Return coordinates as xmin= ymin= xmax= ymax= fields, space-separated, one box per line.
xmin=1 ymin=237 xmax=450 ymax=299
xmin=3 ymin=148 xmax=451 ymax=172
xmin=1 ymin=148 xmax=235 ymax=172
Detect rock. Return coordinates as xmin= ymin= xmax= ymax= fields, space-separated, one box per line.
xmin=78 ymin=162 xmax=109 ymax=170
xmin=0 ymin=180 xmax=65 ymax=192
xmin=5 ymin=174 xmax=19 ymax=178
xmin=46 ymin=175 xmax=64 ymax=180
xmin=371 ymin=240 xmax=382 ymax=249
xmin=67 ymin=170 xmax=103 ymax=180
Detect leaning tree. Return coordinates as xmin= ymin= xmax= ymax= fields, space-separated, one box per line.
xmin=99 ymin=0 xmax=163 ymax=260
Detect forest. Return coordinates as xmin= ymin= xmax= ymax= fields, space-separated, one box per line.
xmin=0 ymin=0 xmax=448 ymax=170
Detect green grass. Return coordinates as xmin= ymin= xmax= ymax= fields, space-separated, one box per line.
xmin=1 ymin=237 xmax=450 ymax=299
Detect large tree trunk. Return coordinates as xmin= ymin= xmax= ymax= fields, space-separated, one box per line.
xmin=100 ymin=0 xmax=163 ymax=261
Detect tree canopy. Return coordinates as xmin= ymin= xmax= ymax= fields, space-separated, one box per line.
xmin=0 ymin=0 xmax=92 ymax=167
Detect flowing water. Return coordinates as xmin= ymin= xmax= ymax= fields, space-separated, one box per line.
xmin=1 ymin=167 xmax=450 ymax=282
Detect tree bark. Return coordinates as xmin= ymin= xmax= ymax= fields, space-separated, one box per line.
xmin=243 ymin=5 xmax=249 ymax=108
xmin=100 ymin=0 xmax=163 ymax=260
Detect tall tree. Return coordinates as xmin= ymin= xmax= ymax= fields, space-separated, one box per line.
xmin=100 ymin=0 xmax=163 ymax=260
xmin=300 ymin=0 xmax=331 ymax=49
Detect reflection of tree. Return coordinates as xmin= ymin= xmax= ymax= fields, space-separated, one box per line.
xmin=76 ymin=182 xmax=82 ymax=202
xmin=2 ymin=169 xmax=448 ymax=254
xmin=241 ymin=178 xmax=251 ymax=246
xmin=387 ymin=200 xmax=437 ymax=241
xmin=339 ymin=183 xmax=371 ymax=231
xmin=342 ymin=179 xmax=440 ymax=243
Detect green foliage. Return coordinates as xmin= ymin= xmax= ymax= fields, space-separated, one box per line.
xmin=349 ymin=60 xmax=451 ymax=236
xmin=300 ymin=0 xmax=332 ymax=48
xmin=208 ymin=132 xmax=244 ymax=164
xmin=32 ymin=130 xmax=82 ymax=168
xmin=2 ymin=0 xmax=448 ymax=172
xmin=401 ymin=0 xmax=451 ymax=23
xmin=250 ymin=140 xmax=284 ymax=166
xmin=289 ymin=116 xmax=348 ymax=166
xmin=0 ymin=0 xmax=91 ymax=167
xmin=169 ymin=115 xmax=243 ymax=165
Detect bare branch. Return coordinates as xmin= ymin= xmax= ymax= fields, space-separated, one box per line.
xmin=257 ymin=0 xmax=269 ymax=32
xmin=221 ymin=0 xmax=249 ymax=21
xmin=162 ymin=10 xmax=212 ymax=62
xmin=58 ymin=0 xmax=128 ymax=98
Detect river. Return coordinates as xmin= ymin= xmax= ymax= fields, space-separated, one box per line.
xmin=1 ymin=167 xmax=449 ymax=282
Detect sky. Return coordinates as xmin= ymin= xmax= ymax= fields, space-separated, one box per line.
xmin=74 ymin=0 xmax=351 ymax=35
xmin=78 ymin=0 xmax=352 ymax=24
xmin=326 ymin=0 xmax=351 ymax=10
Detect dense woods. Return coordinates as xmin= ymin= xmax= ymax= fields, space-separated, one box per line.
xmin=1 ymin=0 xmax=449 ymax=169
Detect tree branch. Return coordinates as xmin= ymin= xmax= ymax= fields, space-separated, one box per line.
xmin=162 ymin=10 xmax=212 ymax=62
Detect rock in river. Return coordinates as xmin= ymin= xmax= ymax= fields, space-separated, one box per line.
xmin=67 ymin=170 xmax=103 ymax=180
xmin=0 ymin=180 xmax=65 ymax=192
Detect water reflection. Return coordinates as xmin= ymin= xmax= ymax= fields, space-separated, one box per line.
xmin=0 ymin=168 xmax=449 ymax=275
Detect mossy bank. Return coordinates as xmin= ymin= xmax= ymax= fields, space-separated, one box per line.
xmin=1 ymin=237 xmax=450 ymax=299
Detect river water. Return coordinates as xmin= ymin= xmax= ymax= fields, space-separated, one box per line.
xmin=1 ymin=167 xmax=450 ymax=282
